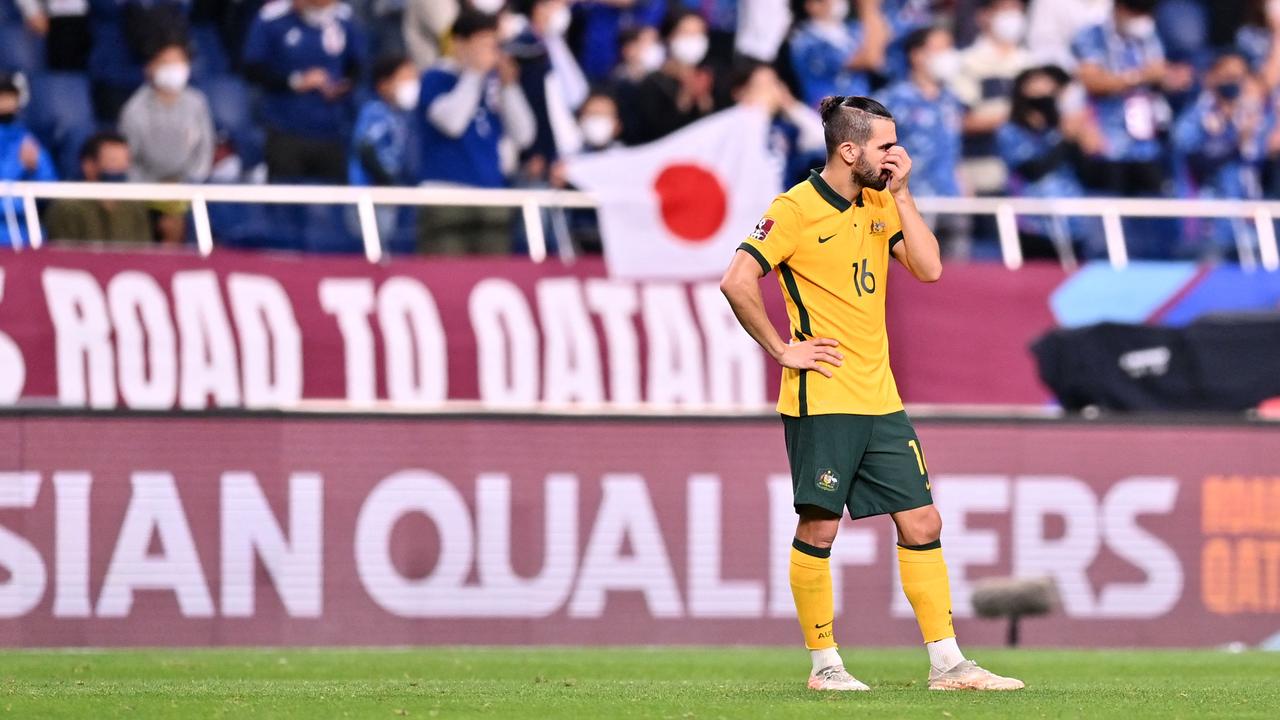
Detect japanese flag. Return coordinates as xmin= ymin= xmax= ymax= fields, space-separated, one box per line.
xmin=565 ymin=105 xmax=783 ymax=279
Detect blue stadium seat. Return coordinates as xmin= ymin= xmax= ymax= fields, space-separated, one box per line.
xmin=197 ymin=74 xmax=264 ymax=168
xmin=0 ymin=24 xmax=43 ymax=76
xmin=190 ymin=23 xmax=231 ymax=83
xmin=24 ymin=72 xmax=95 ymax=178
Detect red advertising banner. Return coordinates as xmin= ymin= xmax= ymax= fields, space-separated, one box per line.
xmin=0 ymin=413 xmax=1276 ymax=648
xmin=0 ymin=248 xmax=1063 ymax=410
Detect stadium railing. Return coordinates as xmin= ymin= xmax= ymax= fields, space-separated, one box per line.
xmin=4 ymin=182 xmax=1279 ymax=271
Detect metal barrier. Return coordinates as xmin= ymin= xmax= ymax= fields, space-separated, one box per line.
xmin=4 ymin=182 xmax=1279 ymax=271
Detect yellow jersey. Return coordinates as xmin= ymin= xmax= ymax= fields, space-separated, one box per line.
xmin=737 ymin=169 xmax=905 ymax=417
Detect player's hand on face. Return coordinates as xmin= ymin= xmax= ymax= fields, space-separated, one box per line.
xmin=778 ymin=337 xmax=843 ymax=378
xmin=882 ymin=145 xmax=912 ymax=195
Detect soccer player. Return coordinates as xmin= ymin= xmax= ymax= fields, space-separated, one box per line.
xmin=719 ymin=95 xmax=1024 ymax=692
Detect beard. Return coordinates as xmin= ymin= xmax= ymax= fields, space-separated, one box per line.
xmin=852 ymin=151 xmax=888 ymax=191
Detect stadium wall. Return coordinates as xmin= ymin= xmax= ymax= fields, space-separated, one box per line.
xmin=0 ymin=248 xmax=1063 ymax=409
xmin=0 ymin=412 xmax=1275 ymax=648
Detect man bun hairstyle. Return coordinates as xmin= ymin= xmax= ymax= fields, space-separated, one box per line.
xmin=819 ymin=95 xmax=894 ymax=156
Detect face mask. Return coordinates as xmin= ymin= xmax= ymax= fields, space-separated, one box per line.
xmin=828 ymin=0 xmax=849 ymax=22
xmin=669 ymin=34 xmax=709 ymax=66
xmin=302 ymin=5 xmax=339 ymax=26
xmin=991 ymin=10 xmax=1026 ymax=44
xmin=1216 ymin=82 xmax=1243 ymax=101
xmin=638 ymin=42 xmax=665 ymax=72
xmin=1023 ymin=95 xmax=1060 ymax=127
xmin=926 ymin=49 xmax=961 ymax=81
xmin=153 ymin=62 xmax=190 ymax=92
xmin=580 ymin=115 xmax=617 ymax=148
xmin=546 ymin=4 xmax=571 ymax=37
xmin=471 ymin=0 xmax=505 ymax=14
xmin=499 ymin=11 xmax=528 ymax=42
xmin=98 ymin=171 xmax=127 ymax=183
xmin=1122 ymin=15 xmax=1156 ymax=39
xmin=394 ymin=80 xmax=420 ymax=111
xmin=0 ymin=111 xmax=15 ymax=125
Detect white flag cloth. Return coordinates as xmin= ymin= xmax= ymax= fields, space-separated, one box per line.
xmin=565 ymin=105 xmax=783 ymax=279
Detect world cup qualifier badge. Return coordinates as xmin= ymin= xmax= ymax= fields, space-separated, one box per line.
xmin=750 ymin=217 xmax=774 ymax=241
xmin=816 ymin=469 xmax=840 ymax=492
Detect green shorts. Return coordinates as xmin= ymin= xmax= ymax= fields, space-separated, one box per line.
xmin=783 ymin=411 xmax=933 ymax=519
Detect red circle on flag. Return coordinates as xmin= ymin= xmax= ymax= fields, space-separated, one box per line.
xmin=653 ymin=164 xmax=726 ymax=243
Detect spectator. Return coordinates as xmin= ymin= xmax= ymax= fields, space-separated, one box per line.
xmin=243 ymin=0 xmax=368 ymax=184
xmin=121 ymin=42 xmax=215 ymax=184
xmin=13 ymin=0 xmax=92 ymax=71
xmin=1025 ymin=0 xmax=1112 ymax=70
xmin=610 ymin=26 xmax=664 ymax=142
xmin=952 ymin=0 xmax=1034 ymax=194
xmin=508 ymin=0 xmax=590 ymax=179
xmin=45 ymin=132 xmax=154 ymax=243
xmin=730 ymin=60 xmax=826 ymax=184
xmin=627 ymin=9 xmax=717 ymax=144
xmin=1071 ymin=0 xmax=1190 ymax=197
xmin=881 ymin=26 xmax=966 ymax=197
xmin=415 ymin=9 xmax=535 ymax=254
xmin=996 ymin=65 xmax=1099 ymax=257
xmin=403 ymin=0 xmax=458 ymax=69
xmin=350 ymin=54 xmax=418 ymax=186
xmin=1172 ymin=53 xmax=1271 ymax=257
xmin=1236 ymin=0 xmax=1280 ymax=89
xmin=575 ymin=91 xmax=622 ymax=153
xmin=87 ymin=0 xmax=191 ymax=123
xmin=119 ymin=41 xmax=216 ymax=245
xmin=788 ymin=0 xmax=889 ymax=108
xmin=883 ymin=0 xmax=940 ymax=78
xmin=0 ymin=73 xmax=57 ymax=248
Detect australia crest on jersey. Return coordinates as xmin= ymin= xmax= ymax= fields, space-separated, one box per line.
xmin=750 ymin=217 xmax=775 ymax=241
xmin=870 ymin=219 xmax=886 ymax=234
xmin=816 ymin=469 xmax=840 ymax=492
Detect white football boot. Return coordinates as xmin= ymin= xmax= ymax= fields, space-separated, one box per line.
xmin=807 ymin=665 xmax=871 ymax=691
xmin=927 ymin=659 xmax=1025 ymax=691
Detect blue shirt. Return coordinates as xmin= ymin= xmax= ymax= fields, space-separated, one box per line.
xmin=416 ymin=64 xmax=506 ymax=188
xmin=789 ymin=21 xmax=870 ymax=107
xmin=1071 ymin=22 xmax=1167 ymax=162
xmin=242 ymin=1 xmax=367 ymax=139
xmin=883 ymin=0 xmax=934 ymax=79
xmin=576 ymin=1 xmax=666 ymax=83
xmin=880 ymin=80 xmax=965 ymax=196
xmin=348 ymin=98 xmax=410 ymax=186
xmin=0 ymin=121 xmax=58 ymax=247
xmin=996 ymin=122 xmax=1087 ymax=238
xmin=1171 ymin=93 xmax=1270 ymax=200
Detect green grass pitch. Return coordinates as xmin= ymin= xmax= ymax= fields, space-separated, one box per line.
xmin=1 ymin=647 xmax=1277 ymax=719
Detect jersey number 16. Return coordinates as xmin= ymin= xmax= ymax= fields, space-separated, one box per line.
xmin=851 ymin=258 xmax=876 ymax=297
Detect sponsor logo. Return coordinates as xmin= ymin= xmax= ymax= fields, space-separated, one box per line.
xmin=750 ymin=217 xmax=775 ymax=241
xmin=816 ymin=469 xmax=839 ymax=493
xmin=814 ymin=620 xmax=833 ymax=629
xmin=818 ymin=234 xmax=835 ymax=244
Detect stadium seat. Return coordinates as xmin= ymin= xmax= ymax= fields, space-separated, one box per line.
xmin=189 ymin=23 xmax=231 ymax=83
xmin=197 ymin=74 xmax=264 ymax=168
xmin=24 ymin=71 xmax=95 ymax=179
xmin=0 ymin=24 xmax=44 ymax=77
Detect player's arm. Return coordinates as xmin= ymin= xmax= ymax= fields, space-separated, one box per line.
xmin=720 ymin=252 xmax=844 ymax=378
xmin=883 ymin=146 xmax=943 ymax=283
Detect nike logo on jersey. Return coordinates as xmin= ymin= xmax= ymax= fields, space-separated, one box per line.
xmin=814 ymin=620 xmax=833 ymax=629
xmin=818 ymin=235 xmax=835 ymax=244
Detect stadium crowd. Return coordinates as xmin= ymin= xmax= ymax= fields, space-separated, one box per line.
xmin=0 ymin=0 xmax=1278 ymax=259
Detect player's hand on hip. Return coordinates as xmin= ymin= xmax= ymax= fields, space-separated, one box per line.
xmin=883 ymin=146 xmax=912 ymax=196
xmin=778 ymin=337 xmax=843 ymax=378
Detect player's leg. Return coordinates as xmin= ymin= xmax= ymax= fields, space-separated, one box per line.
xmin=783 ymin=415 xmax=869 ymax=691
xmin=852 ymin=411 xmax=1023 ymax=690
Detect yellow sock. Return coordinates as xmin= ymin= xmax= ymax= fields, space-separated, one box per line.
xmin=898 ymin=543 xmax=956 ymax=643
xmin=790 ymin=539 xmax=837 ymax=650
